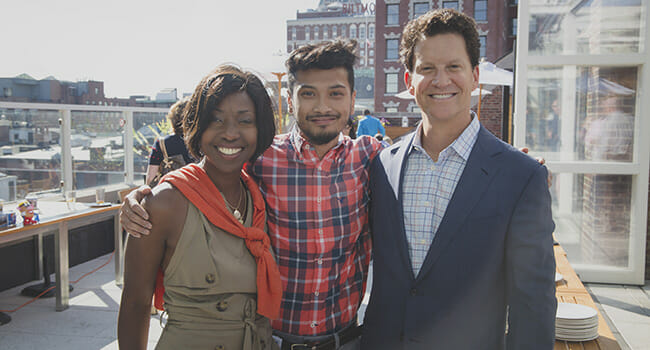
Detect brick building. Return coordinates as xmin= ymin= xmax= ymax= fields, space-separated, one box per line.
xmin=0 ymin=74 xmax=175 ymax=108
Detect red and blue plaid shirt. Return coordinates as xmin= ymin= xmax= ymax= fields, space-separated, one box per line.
xmin=250 ymin=127 xmax=381 ymax=336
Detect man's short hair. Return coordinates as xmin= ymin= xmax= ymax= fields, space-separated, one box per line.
xmin=400 ymin=8 xmax=480 ymax=72
xmin=363 ymin=109 xmax=371 ymax=115
xmin=285 ymin=40 xmax=358 ymax=93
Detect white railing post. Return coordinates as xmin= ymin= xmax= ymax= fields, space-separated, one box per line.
xmin=60 ymin=108 xmax=73 ymax=192
xmin=123 ymin=110 xmax=134 ymax=184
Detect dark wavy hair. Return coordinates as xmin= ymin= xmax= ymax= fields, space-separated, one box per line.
xmin=286 ymin=39 xmax=358 ymax=93
xmin=400 ymin=8 xmax=480 ymax=72
xmin=166 ymin=97 xmax=189 ymax=136
xmin=183 ymin=65 xmax=276 ymax=162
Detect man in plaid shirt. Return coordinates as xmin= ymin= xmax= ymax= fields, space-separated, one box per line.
xmin=121 ymin=40 xmax=381 ymax=350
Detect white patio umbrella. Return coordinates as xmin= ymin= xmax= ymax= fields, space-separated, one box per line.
xmin=477 ymin=60 xmax=513 ymax=119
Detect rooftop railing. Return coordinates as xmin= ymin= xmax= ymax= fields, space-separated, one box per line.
xmin=0 ymin=102 xmax=169 ymax=201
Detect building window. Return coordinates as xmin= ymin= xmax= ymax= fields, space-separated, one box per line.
xmin=369 ymin=58 xmax=374 ymax=65
xmin=511 ymin=18 xmax=518 ymax=36
xmin=474 ymin=0 xmax=487 ymax=21
xmin=305 ymin=27 xmax=310 ymax=41
xmin=386 ymin=39 xmax=399 ymax=60
xmin=370 ymin=49 xmax=375 ymax=56
xmin=95 ymin=87 xmax=99 ymax=95
xmin=292 ymin=27 xmax=296 ymax=40
xmin=333 ymin=25 xmax=338 ymax=37
xmin=3 ymin=87 xmax=12 ymax=97
xmin=387 ymin=4 xmax=399 ymax=26
xmin=385 ymin=107 xmax=398 ymax=112
xmin=360 ymin=58 xmax=366 ymax=65
xmin=413 ymin=2 xmax=429 ymax=19
xmin=479 ymin=35 xmax=486 ymax=58
xmin=341 ymin=25 xmax=346 ymax=38
xmin=361 ymin=50 xmax=366 ymax=57
xmin=350 ymin=24 xmax=357 ymax=39
xmin=314 ymin=26 xmax=319 ymax=40
xmin=443 ymin=1 xmax=458 ymax=10
xmin=323 ymin=26 xmax=329 ymax=40
xmin=359 ymin=24 xmax=366 ymax=40
xmin=369 ymin=24 xmax=375 ymax=39
xmin=386 ymin=73 xmax=399 ymax=93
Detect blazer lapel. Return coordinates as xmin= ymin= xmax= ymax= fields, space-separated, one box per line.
xmin=415 ymin=127 xmax=502 ymax=282
xmin=380 ymin=131 xmax=418 ymax=279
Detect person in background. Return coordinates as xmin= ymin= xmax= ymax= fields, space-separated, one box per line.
xmin=356 ymin=109 xmax=385 ymax=137
xmin=362 ymin=9 xmax=556 ymax=349
xmin=343 ymin=117 xmax=357 ymax=139
xmin=145 ymin=97 xmax=195 ymax=186
xmin=118 ymin=65 xmax=280 ymax=350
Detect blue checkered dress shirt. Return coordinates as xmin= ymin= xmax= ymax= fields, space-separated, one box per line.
xmin=402 ymin=114 xmax=480 ymax=276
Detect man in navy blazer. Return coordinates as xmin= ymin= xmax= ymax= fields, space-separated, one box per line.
xmin=361 ymin=9 xmax=556 ymax=350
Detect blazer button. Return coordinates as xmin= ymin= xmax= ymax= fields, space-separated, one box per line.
xmin=216 ymin=300 xmax=229 ymax=312
xmin=214 ymin=345 xmax=224 ymax=350
xmin=205 ymin=273 xmax=215 ymax=284
xmin=410 ymin=288 xmax=417 ymax=296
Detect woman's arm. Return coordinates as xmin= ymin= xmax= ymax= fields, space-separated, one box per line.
xmin=117 ymin=184 xmax=184 ymax=350
xmin=145 ymin=164 xmax=160 ymax=186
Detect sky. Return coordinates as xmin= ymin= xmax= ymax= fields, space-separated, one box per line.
xmin=1 ymin=0 xmax=323 ymax=98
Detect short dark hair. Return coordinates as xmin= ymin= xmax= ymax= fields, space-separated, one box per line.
xmin=166 ymin=97 xmax=190 ymax=136
xmin=183 ymin=65 xmax=276 ymax=162
xmin=363 ymin=109 xmax=371 ymax=115
xmin=285 ymin=40 xmax=358 ymax=93
xmin=400 ymin=8 xmax=480 ymax=72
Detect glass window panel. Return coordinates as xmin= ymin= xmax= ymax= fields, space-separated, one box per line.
xmin=350 ymin=24 xmax=357 ymax=39
xmin=386 ymin=39 xmax=399 ymax=60
xmin=474 ymin=0 xmax=487 ymax=21
xmin=386 ymin=73 xmax=398 ymax=93
xmin=315 ymin=26 xmax=319 ymax=40
xmin=525 ymin=66 xmax=637 ymax=162
xmin=70 ymin=111 xmax=125 ymax=190
xmin=0 ymin=109 xmax=62 ymax=198
xmin=479 ymin=36 xmax=487 ymax=58
xmin=551 ymin=172 xmax=632 ymax=268
xmin=385 ymin=107 xmax=398 ymax=112
xmin=133 ymin=111 xmax=168 ymax=184
xmin=359 ymin=24 xmax=366 ymax=40
xmin=443 ymin=1 xmax=459 ymax=10
xmin=387 ymin=4 xmax=399 ymax=25
xmin=369 ymin=24 xmax=375 ymax=39
xmin=528 ymin=0 xmax=644 ymax=55
xmin=414 ymin=2 xmax=430 ymax=18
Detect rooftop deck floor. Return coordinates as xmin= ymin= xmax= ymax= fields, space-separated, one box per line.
xmin=0 ymin=253 xmax=648 ymax=349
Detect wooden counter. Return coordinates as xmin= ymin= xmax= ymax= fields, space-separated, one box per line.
xmin=554 ymin=245 xmax=620 ymax=350
xmin=0 ymin=201 xmax=122 ymax=311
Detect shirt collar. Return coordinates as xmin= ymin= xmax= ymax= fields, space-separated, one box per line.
xmin=289 ymin=125 xmax=345 ymax=154
xmin=410 ymin=111 xmax=480 ymax=161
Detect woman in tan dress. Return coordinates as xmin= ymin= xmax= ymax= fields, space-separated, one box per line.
xmin=118 ymin=65 xmax=281 ymax=350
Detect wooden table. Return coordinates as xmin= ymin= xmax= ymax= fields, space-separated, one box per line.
xmin=0 ymin=201 xmax=123 ymax=311
xmin=554 ymin=245 xmax=620 ymax=350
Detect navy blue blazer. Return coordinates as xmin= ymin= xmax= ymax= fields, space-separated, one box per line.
xmin=361 ymin=125 xmax=556 ymax=350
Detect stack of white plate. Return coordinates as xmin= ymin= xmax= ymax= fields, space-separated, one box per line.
xmin=555 ymin=303 xmax=599 ymax=341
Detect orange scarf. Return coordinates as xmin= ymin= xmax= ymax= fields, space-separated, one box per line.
xmin=154 ymin=164 xmax=282 ymax=319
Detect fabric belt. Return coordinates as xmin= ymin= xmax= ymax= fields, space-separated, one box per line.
xmin=275 ymin=323 xmax=363 ymax=350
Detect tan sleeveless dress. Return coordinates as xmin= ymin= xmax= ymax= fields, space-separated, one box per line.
xmin=155 ymin=194 xmax=278 ymax=350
